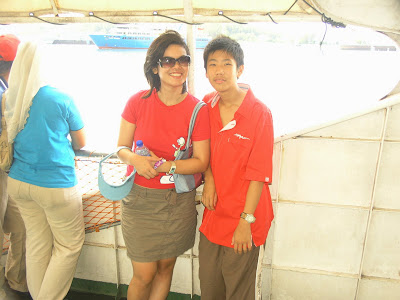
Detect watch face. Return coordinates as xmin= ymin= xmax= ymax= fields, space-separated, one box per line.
xmin=241 ymin=212 xmax=256 ymax=223
xmin=246 ymin=215 xmax=256 ymax=223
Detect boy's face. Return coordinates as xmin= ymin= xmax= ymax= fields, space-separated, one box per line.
xmin=206 ymin=50 xmax=243 ymax=93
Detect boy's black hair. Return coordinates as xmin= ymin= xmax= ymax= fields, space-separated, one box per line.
xmin=203 ymin=35 xmax=244 ymax=70
xmin=143 ymin=30 xmax=190 ymax=98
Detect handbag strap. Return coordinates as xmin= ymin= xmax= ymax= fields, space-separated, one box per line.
xmin=175 ymin=101 xmax=206 ymax=161
xmin=98 ymin=151 xmax=136 ymax=183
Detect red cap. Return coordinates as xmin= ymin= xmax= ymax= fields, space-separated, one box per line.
xmin=0 ymin=34 xmax=21 ymax=62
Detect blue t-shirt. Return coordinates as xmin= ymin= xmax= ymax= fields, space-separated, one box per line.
xmin=9 ymin=85 xmax=84 ymax=188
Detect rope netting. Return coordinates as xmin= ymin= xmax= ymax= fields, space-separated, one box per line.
xmin=2 ymin=154 xmax=126 ymax=253
xmin=78 ymin=155 xmax=125 ymax=233
xmin=2 ymin=154 xmax=203 ymax=253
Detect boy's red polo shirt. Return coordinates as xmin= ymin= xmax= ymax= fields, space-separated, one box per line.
xmin=199 ymin=84 xmax=274 ymax=248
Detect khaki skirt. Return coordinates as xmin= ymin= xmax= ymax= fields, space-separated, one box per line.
xmin=121 ymin=184 xmax=197 ymax=262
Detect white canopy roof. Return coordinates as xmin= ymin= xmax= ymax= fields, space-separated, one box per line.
xmin=0 ymin=0 xmax=398 ymax=35
xmin=1 ymin=0 xmax=399 ymax=95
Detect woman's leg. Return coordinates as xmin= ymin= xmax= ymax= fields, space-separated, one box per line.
xmin=7 ymin=178 xmax=52 ymax=299
xmin=149 ymin=257 xmax=177 ymax=300
xmin=128 ymin=257 xmax=177 ymax=300
xmin=128 ymin=260 xmax=157 ymax=300
xmin=31 ymin=185 xmax=85 ymax=300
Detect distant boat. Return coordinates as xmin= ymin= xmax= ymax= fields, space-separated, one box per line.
xmin=89 ymin=25 xmax=210 ymax=49
xmin=340 ymin=44 xmax=397 ymax=51
xmin=52 ymin=39 xmax=94 ymax=45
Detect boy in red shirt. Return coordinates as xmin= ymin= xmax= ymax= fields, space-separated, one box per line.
xmin=199 ymin=36 xmax=274 ymax=300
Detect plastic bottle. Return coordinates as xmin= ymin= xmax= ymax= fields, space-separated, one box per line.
xmin=134 ymin=140 xmax=151 ymax=156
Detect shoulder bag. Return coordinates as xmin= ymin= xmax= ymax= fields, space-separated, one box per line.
xmin=173 ymin=101 xmax=206 ymax=193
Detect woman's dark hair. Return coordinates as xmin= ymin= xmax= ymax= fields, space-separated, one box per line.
xmin=203 ymin=35 xmax=244 ymax=70
xmin=0 ymin=61 xmax=13 ymax=77
xmin=143 ymin=30 xmax=190 ymax=98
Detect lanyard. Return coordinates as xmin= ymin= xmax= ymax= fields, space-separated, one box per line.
xmin=0 ymin=78 xmax=7 ymax=92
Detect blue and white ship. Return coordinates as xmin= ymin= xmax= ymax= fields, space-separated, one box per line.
xmin=89 ymin=25 xmax=210 ymax=49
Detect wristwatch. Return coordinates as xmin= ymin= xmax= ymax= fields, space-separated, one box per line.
xmin=240 ymin=212 xmax=256 ymax=224
xmin=167 ymin=161 xmax=177 ymax=175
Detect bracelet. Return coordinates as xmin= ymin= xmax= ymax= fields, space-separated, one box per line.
xmin=116 ymin=146 xmax=132 ymax=154
xmin=154 ymin=158 xmax=166 ymax=169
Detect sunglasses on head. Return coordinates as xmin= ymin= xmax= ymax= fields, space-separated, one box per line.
xmin=158 ymin=55 xmax=191 ymax=68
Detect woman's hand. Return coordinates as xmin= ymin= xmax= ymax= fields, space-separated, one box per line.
xmin=117 ymin=119 xmax=160 ymax=180
xmin=132 ymin=152 xmax=159 ymax=179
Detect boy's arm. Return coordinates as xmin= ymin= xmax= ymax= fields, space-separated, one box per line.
xmin=232 ymin=180 xmax=264 ymax=254
xmin=201 ymin=165 xmax=218 ymax=210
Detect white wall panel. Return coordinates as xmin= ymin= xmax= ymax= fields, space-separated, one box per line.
xmin=193 ymin=258 xmax=201 ymax=296
xmin=362 ymin=211 xmax=400 ymax=279
xmin=264 ymin=201 xmax=276 ymax=266
xmin=75 ymin=245 xmax=117 ymax=283
xmin=271 ymin=269 xmax=357 ymax=300
xmin=273 ymin=203 xmax=368 ymax=274
xmin=261 ymin=267 xmax=272 ymax=300
xmin=170 ymin=257 xmax=193 ymax=294
xmin=374 ymin=142 xmax=400 ymax=210
xmin=385 ymin=103 xmax=400 ymax=140
xmin=117 ymin=249 xmax=132 ymax=285
xmin=116 ymin=225 xmax=125 ymax=247
xmin=279 ymin=139 xmax=379 ymax=207
xmin=270 ymin=142 xmax=282 ymax=200
xmin=263 ymin=220 xmax=275 ymax=266
xmin=85 ymin=227 xmax=115 ymax=245
xmin=192 ymin=204 xmax=205 ymax=256
xmin=358 ymin=278 xmax=400 ymax=300
xmin=303 ymin=110 xmax=385 ymax=140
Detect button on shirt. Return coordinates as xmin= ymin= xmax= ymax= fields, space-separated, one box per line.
xmin=199 ymin=84 xmax=274 ymax=248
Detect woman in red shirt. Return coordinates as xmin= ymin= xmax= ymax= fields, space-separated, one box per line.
xmin=117 ymin=30 xmax=210 ymax=300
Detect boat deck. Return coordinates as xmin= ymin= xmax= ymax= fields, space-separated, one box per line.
xmin=0 ymin=277 xmax=121 ymax=300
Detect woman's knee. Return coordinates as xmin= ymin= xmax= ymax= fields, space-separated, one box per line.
xmin=132 ymin=271 xmax=156 ymax=287
xmin=131 ymin=262 xmax=157 ymax=286
xmin=157 ymin=257 xmax=177 ymax=275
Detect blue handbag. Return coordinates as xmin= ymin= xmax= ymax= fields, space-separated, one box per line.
xmin=173 ymin=101 xmax=206 ymax=193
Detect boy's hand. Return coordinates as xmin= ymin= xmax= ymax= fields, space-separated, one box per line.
xmin=201 ymin=178 xmax=218 ymax=210
xmin=232 ymin=219 xmax=253 ymax=254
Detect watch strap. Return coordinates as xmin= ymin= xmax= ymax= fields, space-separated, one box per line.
xmin=167 ymin=161 xmax=177 ymax=175
xmin=240 ymin=212 xmax=256 ymax=223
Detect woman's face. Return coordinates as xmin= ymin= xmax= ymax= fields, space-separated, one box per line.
xmin=153 ymin=44 xmax=189 ymax=91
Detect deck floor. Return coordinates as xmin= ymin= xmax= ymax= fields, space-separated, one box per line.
xmin=0 ymin=280 xmax=126 ymax=300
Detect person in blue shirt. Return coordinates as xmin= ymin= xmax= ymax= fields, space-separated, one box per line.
xmin=5 ymin=41 xmax=86 ymax=300
xmin=0 ymin=34 xmax=28 ymax=295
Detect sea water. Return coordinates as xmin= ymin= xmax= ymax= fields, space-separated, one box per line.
xmin=33 ymin=43 xmax=400 ymax=152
